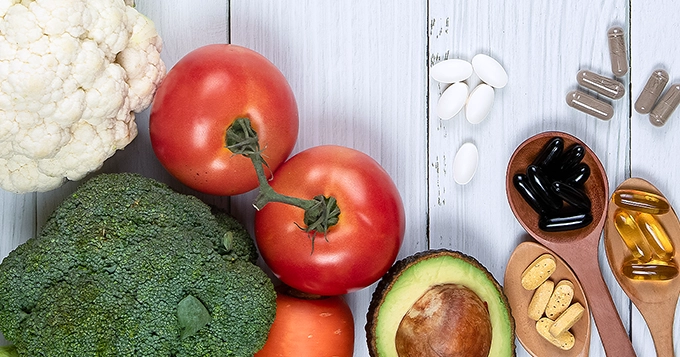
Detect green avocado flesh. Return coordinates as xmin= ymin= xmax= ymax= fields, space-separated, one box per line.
xmin=366 ymin=249 xmax=515 ymax=357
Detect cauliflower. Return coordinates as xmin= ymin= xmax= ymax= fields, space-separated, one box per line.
xmin=0 ymin=0 xmax=166 ymax=193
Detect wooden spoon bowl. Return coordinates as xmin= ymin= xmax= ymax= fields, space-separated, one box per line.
xmin=504 ymin=241 xmax=591 ymax=357
xmin=506 ymin=131 xmax=637 ymax=357
xmin=604 ymin=178 xmax=680 ymax=357
xmin=506 ymin=132 xmax=608 ymax=243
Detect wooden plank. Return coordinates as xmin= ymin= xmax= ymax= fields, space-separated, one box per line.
xmin=11 ymin=0 xmax=680 ymax=355
xmin=630 ymin=0 xmax=680 ymax=355
xmin=230 ymin=1 xmax=428 ymax=355
xmin=428 ymin=1 xmax=630 ymax=356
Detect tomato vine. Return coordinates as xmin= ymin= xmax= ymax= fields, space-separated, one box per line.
xmin=226 ymin=118 xmax=340 ymax=249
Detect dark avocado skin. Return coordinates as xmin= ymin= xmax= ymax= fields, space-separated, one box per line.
xmin=365 ymin=249 xmax=516 ymax=357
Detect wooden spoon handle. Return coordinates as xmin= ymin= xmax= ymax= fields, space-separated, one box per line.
xmin=570 ymin=253 xmax=637 ymax=357
xmin=651 ymin=321 xmax=675 ymax=357
xmin=638 ymin=299 xmax=676 ymax=357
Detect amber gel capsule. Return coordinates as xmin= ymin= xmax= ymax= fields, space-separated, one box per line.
xmin=636 ymin=213 xmax=675 ymax=261
xmin=607 ymin=26 xmax=628 ymax=77
xmin=613 ymin=189 xmax=670 ymax=215
xmin=566 ymin=90 xmax=614 ymax=121
xmin=623 ymin=259 xmax=679 ymax=281
xmin=613 ymin=209 xmax=653 ymax=262
xmin=635 ymin=69 xmax=669 ymax=114
xmin=576 ymin=70 xmax=625 ymax=99
xmin=649 ymin=84 xmax=680 ymax=127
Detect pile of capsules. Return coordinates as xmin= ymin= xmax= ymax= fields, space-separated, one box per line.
xmin=635 ymin=70 xmax=680 ymax=127
xmin=522 ymin=254 xmax=585 ymax=351
xmin=612 ymin=188 xmax=678 ymax=280
xmin=431 ymin=53 xmax=508 ymax=124
xmin=513 ymin=137 xmax=593 ymax=232
xmin=431 ymin=53 xmax=508 ymax=185
xmin=566 ymin=26 xmax=627 ymax=121
xmin=566 ymin=25 xmax=680 ymax=126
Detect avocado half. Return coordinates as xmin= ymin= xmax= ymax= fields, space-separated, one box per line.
xmin=366 ymin=249 xmax=516 ymax=357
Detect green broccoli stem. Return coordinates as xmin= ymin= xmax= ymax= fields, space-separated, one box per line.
xmin=226 ymin=118 xmax=340 ymax=238
xmin=0 ymin=345 xmax=18 ymax=357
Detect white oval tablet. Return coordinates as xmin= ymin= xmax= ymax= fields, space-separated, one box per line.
xmin=430 ymin=59 xmax=473 ymax=83
xmin=437 ymin=82 xmax=469 ymax=120
xmin=453 ymin=142 xmax=478 ymax=185
xmin=465 ymin=84 xmax=495 ymax=124
xmin=471 ymin=54 xmax=508 ymax=88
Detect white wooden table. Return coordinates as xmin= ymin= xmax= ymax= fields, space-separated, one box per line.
xmin=2 ymin=1 xmax=680 ymax=356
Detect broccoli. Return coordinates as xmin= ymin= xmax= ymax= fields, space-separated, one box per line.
xmin=0 ymin=173 xmax=276 ymax=357
xmin=210 ymin=209 xmax=259 ymax=265
xmin=0 ymin=345 xmax=18 ymax=357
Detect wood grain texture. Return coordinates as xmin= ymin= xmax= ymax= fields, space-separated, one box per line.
xmin=630 ymin=1 xmax=680 ymax=355
xmin=4 ymin=0 xmax=680 ymax=355
xmin=230 ymin=2 xmax=428 ymax=355
xmin=428 ymin=1 xmax=629 ymax=356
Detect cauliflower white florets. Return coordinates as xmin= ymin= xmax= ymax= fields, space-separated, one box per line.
xmin=0 ymin=0 xmax=166 ymax=193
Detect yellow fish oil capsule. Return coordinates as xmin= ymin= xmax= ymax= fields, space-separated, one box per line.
xmin=613 ymin=209 xmax=653 ymax=262
xmin=623 ymin=259 xmax=679 ymax=281
xmin=607 ymin=26 xmax=628 ymax=77
xmin=566 ymin=90 xmax=614 ymax=120
xmin=636 ymin=213 xmax=675 ymax=261
xmin=635 ymin=70 xmax=669 ymax=114
xmin=650 ymin=84 xmax=680 ymax=127
xmin=612 ymin=189 xmax=670 ymax=215
xmin=576 ymin=70 xmax=625 ymax=99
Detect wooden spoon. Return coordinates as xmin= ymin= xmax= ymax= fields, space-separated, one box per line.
xmin=604 ymin=178 xmax=680 ymax=357
xmin=505 ymin=131 xmax=637 ymax=357
xmin=504 ymin=241 xmax=591 ymax=357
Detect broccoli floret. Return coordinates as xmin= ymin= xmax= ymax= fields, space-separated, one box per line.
xmin=0 ymin=173 xmax=275 ymax=357
xmin=210 ymin=209 xmax=259 ymax=264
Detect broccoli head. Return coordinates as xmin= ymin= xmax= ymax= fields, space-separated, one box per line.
xmin=0 ymin=173 xmax=276 ymax=356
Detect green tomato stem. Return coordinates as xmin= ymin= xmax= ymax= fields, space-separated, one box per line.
xmin=225 ymin=118 xmax=340 ymax=239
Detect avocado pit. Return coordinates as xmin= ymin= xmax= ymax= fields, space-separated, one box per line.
xmin=395 ymin=284 xmax=492 ymax=357
xmin=365 ymin=249 xmax=515 ymax=357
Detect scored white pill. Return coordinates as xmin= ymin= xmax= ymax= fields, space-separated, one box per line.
xmin=465 ymin=83 xmax=495 ymax=124
xmin=437 ymin=82 xmax=469 ymax=120
xmin=453 ymin=142 xmax=478 ymax=185
xmin=430 ymin=59 xmax=473 ymax=83
xmin=471 ymin=54 xmax=508 ymax=88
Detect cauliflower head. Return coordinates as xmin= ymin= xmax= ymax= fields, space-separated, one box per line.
xmin=0 ymin=0 xmax=166 ymax=193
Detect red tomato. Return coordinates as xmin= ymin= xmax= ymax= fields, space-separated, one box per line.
xmin=254 ymin=145 xmax=405 ymax=296
xmin=255 ymin=289 xmax=354 ymax=357
xmin=149 ymin=44 xmax=298 ymax=195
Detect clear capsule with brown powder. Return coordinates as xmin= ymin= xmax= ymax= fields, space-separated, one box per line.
xmin=650 ymin=84 xmax=680 ymax=127
xmin=607 ymin=26 xmax=628 ymax=77
xmin=635 ymin=69 xmax=669 ymax=114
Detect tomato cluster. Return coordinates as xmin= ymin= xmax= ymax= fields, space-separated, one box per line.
xmin=149 ymin=44 xmax=405 ymax=296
